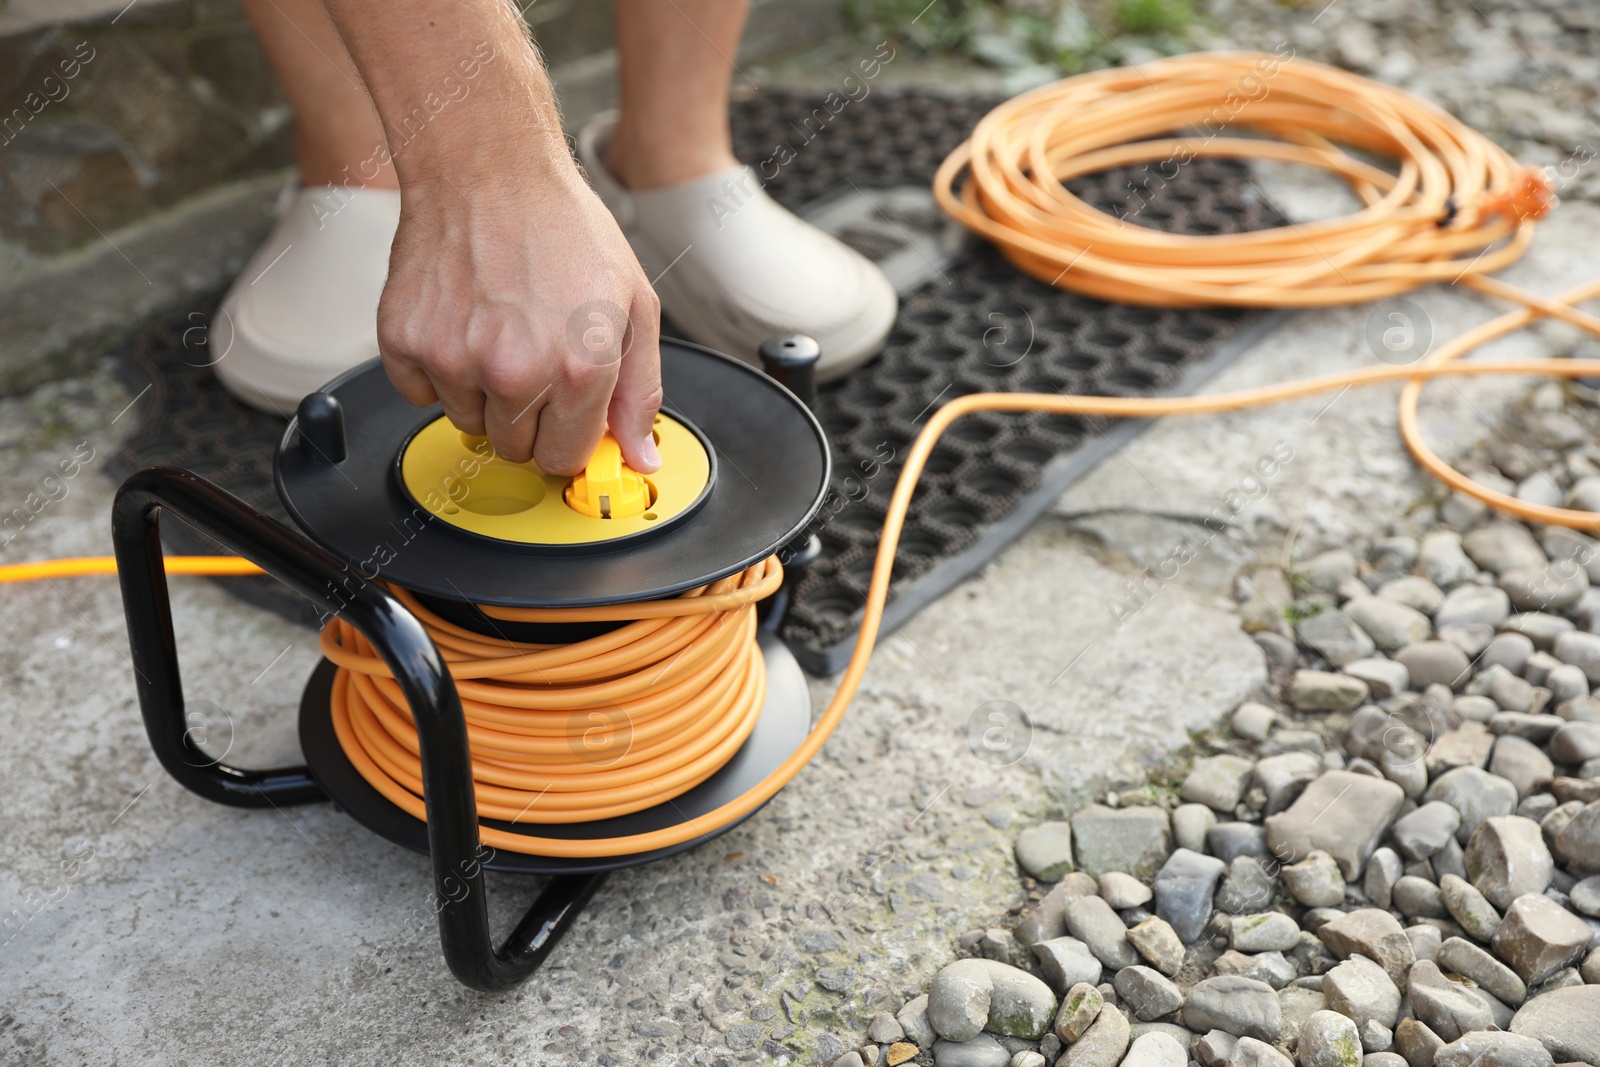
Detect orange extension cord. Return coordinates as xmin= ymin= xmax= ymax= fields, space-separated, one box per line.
xmin=6 ymin=53 xmax=1600 ymax=858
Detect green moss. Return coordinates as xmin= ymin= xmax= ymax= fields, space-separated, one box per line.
xmin=1114 ymin=0 xmax=1192 ymax=34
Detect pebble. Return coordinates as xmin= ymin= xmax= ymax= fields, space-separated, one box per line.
xmin=1098 ymin=871 xmax=1152 ymax=910
xmin=1172 ymin=803 xmax=1218 ymax=854
xmin=1492 ymin=894 xmax=1594 ymax=985
xmin=1363 ymin=1056 xmax=1407 ymax=1067
xmin=1053 ymin=982 xmax=1103 ymax=1042
xmin=1317 ymin=910 xmax=1416 ymax=992
xmin=1217 ymin=857 xmax=1277 ymax=915
xmin=1282 ymin=850 xmax=1346 ymax=908
xmin=1492 ymin=713 xmax=1565 ymax=744
xmin=1393 ymin=802 xmax=1463 ymax=861
xmin=1117 ymin=1031 xmax=1186 ymax=1067
xmin=1360 ymin=1019 xmax=1395 ymax=1054
xmin=1509 ymin=985 xmax=1600 ymax=1065
xmin=1395 ymin=1018 xmax=1446 ymax=1067
xmin=1490 ymin=735 xmax=1556 ymax=799
xmin=1065 ymin=895 xmax=1140 ymax=970
xmin=1502 ymin=613 xmax=1576 ymax=650
xmin=1465 ymin=816 xmax=1555 ymax=910
xmin=1299 ymin=610 xmax=1379 ymax=667
xmin=1464 ymin=523 xmax=1548 ymax=574
xmin=1343 ymin=658 xmax=1410 ymax=700
xmin=897 ymin=994 xmax=937 ymax=1048
xmin=1347 ymin=597 xmax=1433 ymax=651
xmin=1434 ymin=1031 xmax=1554 ymax=1067
xmin=1407 ymin=922 xmax=1443 ymax=964
xmin=1265 ymin=771 xmax=1405 ymax=881
xmin=1482 ymin=632 xmax=1536 ymax=675
xmin=1409 ymin=959 xmax=1495 ymax=1042
xmin=1195 ymin=1029 xmax=1236 ymax=1067
xmin=1255 ymin=632 xmax=1298 ymax=669
xmin=1113 ymin=966 xmax=1183 ymax=1021
xmin=1546 ymin=665 xmax=1589 ymax=703
xmin=1296 ymin=1009 xmax=1362 ymax=1067
xmin=1439 ymin=873 xmax=1503 ymax=942
xmin=1436 ymin=935 xmax=1527 ymax=1005
xmin=1379 ymin=576 xmax=1446 ymax=615
xmin=1323 ymin=955 xmax=1401 ymax=1030
xmin=977 ymin=960 xmax=1056 ymax=1040
xmin=1059 ymin=1002 xmax=1129 ymax=1067
xmin=1153 ymin=848 xmax=1226 ymax=944
xmin=1183 ymin=976 xmax=1282 ymax=1042
xmin=1396 ymin=641 xmax=1473 ymax=690
xmin=1231 ymin=1035 xmax=1294 ymax=1067
xmin=1394 ymin=875 xmax=1448 ymax=919
xmin=1426 ymin=767 xmax=1520 ymax=844
xmin=1556 ymin=695 xmax=1600 ymax=724
xmin=1548 ymin=722 xmax=1600 ymax=764
xmin=1015 ymin=822 xmax=1076 ymax=882
xmin=932 ymin=1035 xmax=1010 ymax=1067
xmin=1182 ymin=755 xmax=1258 ymax=813
xmin=869 ymin=1012 xmax=905 ymax=1044
xmin=1553 ymin=631 xmax=1600 ymax=685
xmin=1254 ymin=752 xmax=1323 ymax=814
xmin=1305 ymin=549 xmax=1359 ymax=592
xmin=1291 ymin=670 xmax=1371 ymax=712
xmin=1125 ymin=917 xmax=1185 ymax=978
xmin=1568 ymin=875 xmax=1600 ymax=917
xmin=1071 ymin=805 xmax=1172 ymax=879
xmin=1009 ymin=1052 xmax=1046 ymax=1067
xmin=1436 ymin=585 xmax=1513 ymax=629
xmin=1032 ymin=937 xmax=1102 ymax=993
xmin=1551 ymin=800 xmax=1600 ymax=871
xmin=1518 ymin=793 xmax=1559 ymax=822
xmin=1214 ymin=948 xmax=1296 ymax=989
xmin=928 ymin=960 xmax=992 ymax=1041
xmin=1419 ymin=531 xmax=1479 ymax=588
xmin=1365 ymin=848 xmax=1403 ymax=910
xmin=1229 ymin=912 xmax=1301 ymax=953
xmin=1232 ymin=702 xmax=1277 ymax=742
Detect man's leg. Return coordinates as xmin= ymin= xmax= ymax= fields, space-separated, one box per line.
xmin=241 ymin=0 xmax=397 ymax=189
xmin=606 ymin=0 xmax=749 ymax=189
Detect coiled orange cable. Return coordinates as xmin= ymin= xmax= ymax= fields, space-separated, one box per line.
xmin=7 ymin=54 xmax=1600 ymax=858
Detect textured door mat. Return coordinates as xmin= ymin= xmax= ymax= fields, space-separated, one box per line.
xmin=105 ymin=87 xmax=1289 ymax=669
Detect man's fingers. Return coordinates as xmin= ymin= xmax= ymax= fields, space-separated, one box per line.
xmin=430 ymin=376 xmax=488 ymax=437
xmin=531 ymin=362 xmax=615 ymax=476
xmin=609 ymin=302 xmax=664 ymax=474
xmin=483 ymin=387 xmax=543 ymax=464
xmin=384 ymin=355 xmax=439 ymax=407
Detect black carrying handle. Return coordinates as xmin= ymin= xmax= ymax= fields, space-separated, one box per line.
xmin=111 ymin=467 xmax=602 ymax=990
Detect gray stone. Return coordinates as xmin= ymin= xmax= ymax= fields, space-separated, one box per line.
xmin=1394 ymin=1018 xmax=1445 ymax=1067
xmin=1053 ymin=981 xmax=1103 ymax=1042
xmin=1509 ymin=986 xmax=1600 ymax=1065
xmin=1016 ymin=822 xmax=1076 ymax=882
xmin=1524 ymin=651 xmax=1563 ymax=688
xmin=929 ymin=959 xmax=993 ymax=1041
xmin=1072 ymin=805 xmax=1172 ymax=878
xmin=1483 ymin=632 xmax=1537 ymax=676
xmin=1488 ymin=670 xmax=1542 ymax=714
xmin=1231 ymin=1035 xmax=1293 ymax=1067
xmin=1517 ymin=793 xmax=1559 ymax=823
xmin=1300 ymin=610 xmax=1380 ymax=668
xmin=1380 ymin=577 xmax=1446 ymax=616
xmin=1549 ymin=722 xmax=1600 ymax=765
xmin=1266 ymin=771 xmax=1406 ymax=881
xmin=1434 ymin=1032 xmax=1553 ymax=1067
xmin=1119 ymin=1031 xmax=1187 ymax=1067
xmin=1492 ymin=714 xmax=1565 ymax=744
xmin=1439 ymin=873 xmax=1502 ymax=942
xmin=1306 ymin=549 xmax=1360 ymax=592
xmin=1492 ymin=894 xmax=1594 ymax=985
xmin=1033 ymin=936 xmax=1103 ymax=993
xmin=1360 ymin=1020 xmax=1395 ymax=1054
xmin=1184 ymin=976 xmax=1282 ymax=1042
xmin=1184 ymin=756 xmax=1258 ymax=814
xmin=1551 ymin=800 xmax=1600 ymax=871
xmin=1065 ymin=895 xmax=1140 ymax=970
xmin=1098 ymin=871 xmax=1152 ymax=910
xmin=1425 ymin=767 xmax=1520 ymax=845
xmin=1501 ymin=563 xmax=1589 ymax=613
xmin=1317 ymin=910 xmax=1417 ymax=992
xmin=1392 ymin=802 xmax=1463 ymax=861
xmin=933 ymin=1035 xmax=1011 ymax=1067
xmin=1491 ymin=736 xmax=1556 ymax=800
xmin=1456 ymin=695 xmax=1502 ymax=724
xmin=1233 ymin=701 xmax=1278 ymax=743
xmin=1114 ymin=965 xmax=1184 ymax=1021
xmin=1568 ymin=875 xmax=1600 ymax=917
xmin=1425 ymin=723 xmax=1495 ymax=776
xmin=1553 ymin=632 xmax=1600 ymax=685
xmin=834 ymin=1052 xmax=866 ymax=1067
xmin=1407 ymin=923 xmax=1444 ymax=964
xmin=1297 ymin=1009 xmax=1362 ymax=1067
xmin=1323 ymin=955 xmax=1401 ymax=1030
xmin=1501 ymin=613 xmax=1576 ymax=651
xmin=1366 ymin=848 xmax=1404 ymax=910
xmin=1545 ymin=665 xmax=1588 ymax=704
xmin=869 ymin=1012 xmax=905 ymax=1044
xmin=898 ymin=994 xmax=938 ymax=1048
xmin=1060 ymin=1002 xmax=1129 ymax=1067
xmin=1393 ymin=876 xmax=1448 ymax=920
xmin=1440 ymin=624 xmax=1495 ymax=657
xmin=1010 ymin=1052 xmax=1046 ymax=1067
xmin=1396 ymin=643 xmax=1473 ymax=691
xmin=1214 ymin=949 xmax=1297 ymax=989
xmin=1436 ymin=935 xmax=1526 ymax=1005
xmin=1557 ymin=696 xmax=1600 ymax=724
xmin=1255 ymin=753 xmax=1325 ymax=815
xmin=1196 ymin=1029 xmax=1238 ymax=1067
xmin=1279 ymin=986 xmax=1328 ymax=1049
xmin=1230 ymin=912 xmax=1302 ymax=953
xmin=1283 ymin=850 xmax=1346 ymax=908
xmin=1126 ymin=916 xmax=1185 ymax=979
xmin=1435 ymin=584 xmax=1513 ymax=630
xmin=1419 ymin=531 xmax=1479 ymax=589
xmin=1292 ymin=670 xmax=1372 ymax=712
xmin=1408 ymin=960 xmax=1494 ymax=1042
xmin=1347 ymin=598 xmax=1433 ymax=652
xmin=1153 ymin=849 xmax=1226 ymax=944
xmin=1173 ymin=803 xmax=1218 ymax=855
xmin=979 ymin=960 xmax=1056 ymax=1040
xmin=1464 ymin=523 xmax=1548 ymax=575
xmin=1364 ymin=1055 xmax=1408 ymax=1067
xmin=1344 ymin=659 xmax=1411 ymax=700
xmin=1217 ymin=857 xmax=1278 ymax=915
xmin=1465 ymin=816 xmax=1554 ymax=910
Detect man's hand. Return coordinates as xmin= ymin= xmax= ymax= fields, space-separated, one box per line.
xmin=323 ymin=0 xmax=661 ymax=475
xmin=380 ymin=168 xmax=662 ymax=474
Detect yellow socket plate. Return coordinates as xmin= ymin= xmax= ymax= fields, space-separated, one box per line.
xmin=397 ymin=412 xmax=712 ymax=546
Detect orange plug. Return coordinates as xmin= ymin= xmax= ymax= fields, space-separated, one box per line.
xmin=1483 ymin=165 xmax=1556 ymax=223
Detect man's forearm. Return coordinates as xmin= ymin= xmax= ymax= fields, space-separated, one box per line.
xmin=322 ymin=0 xmax=573 ymax=188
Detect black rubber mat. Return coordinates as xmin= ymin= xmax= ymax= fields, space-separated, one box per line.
xmin=106 ymin=87 xmax=1288 ymax=668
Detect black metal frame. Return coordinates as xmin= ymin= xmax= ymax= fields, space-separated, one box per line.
xmin=111 ymin=467 xmax=603 ymax=991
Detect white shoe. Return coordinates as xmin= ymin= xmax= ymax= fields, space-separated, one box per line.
xmin=212 ymin=184 xmax=400 ymax=414
xmin=576 ymin=111 xmax=897 ymax=381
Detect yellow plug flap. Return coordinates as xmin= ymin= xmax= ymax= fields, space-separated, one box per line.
xmin=563 ymin=432 xmax=652 ymax=519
